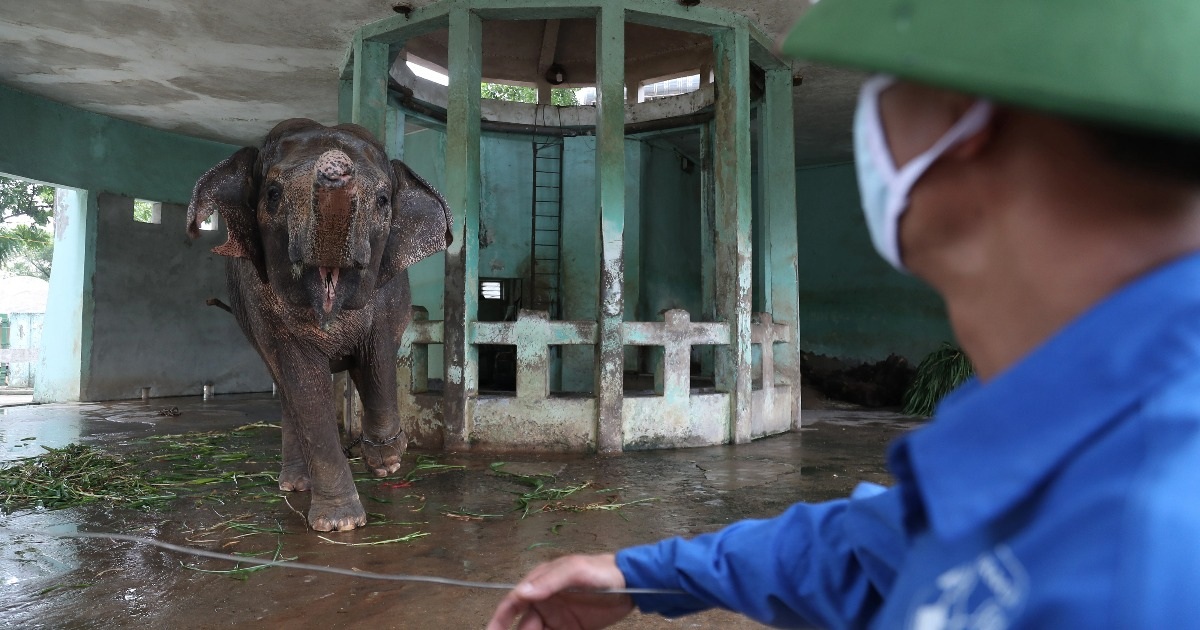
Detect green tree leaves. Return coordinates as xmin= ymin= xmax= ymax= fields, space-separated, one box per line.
xmin=481 ymin=83 xmax=579 ymax=106
xmin=0 ymin=175 xmax=56 ymax=280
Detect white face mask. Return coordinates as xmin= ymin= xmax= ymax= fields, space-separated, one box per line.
xmin=853 ymin=75 xmax=994 ymax=272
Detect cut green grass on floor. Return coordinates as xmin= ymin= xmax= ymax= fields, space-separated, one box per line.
xmin=0 ymin=423 xmax=283 ymax=514
xmin=490 ymin=462 xmax=657 ymax=518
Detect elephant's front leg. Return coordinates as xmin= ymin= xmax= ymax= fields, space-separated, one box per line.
xmin=278 ymin=402 xmax=311 ymax=492
xmin=280 ymin=353 xmax=365 ymax=531
xmin=352 ymin=344 xmax=406 ymax=478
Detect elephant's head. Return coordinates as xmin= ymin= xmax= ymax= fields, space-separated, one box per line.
xmin=187 ymin=118 xmax=452 ymax=323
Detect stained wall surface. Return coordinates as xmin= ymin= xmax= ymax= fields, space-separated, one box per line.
xmin=795 ymin=163 xmax=954 ymax=362
xmin=87 ymin=194 xmax=271 ymax=400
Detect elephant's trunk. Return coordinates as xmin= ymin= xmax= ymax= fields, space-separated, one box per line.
xmin=310 ymin=149 xmax=359 ymax=314
xmin=312 ymin=150 xmax=356 ymax=268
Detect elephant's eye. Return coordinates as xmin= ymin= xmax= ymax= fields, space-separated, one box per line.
xmin=266 ymin=186 xmax=282 ymax=204
xmin=376 ymin=193 xmax=389 ymax=208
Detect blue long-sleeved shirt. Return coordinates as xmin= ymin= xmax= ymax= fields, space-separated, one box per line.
xmin=617 ymin=252 xmax=1200 ymax=628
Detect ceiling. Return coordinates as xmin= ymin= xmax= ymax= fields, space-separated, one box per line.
xmin=0 ymin=0 xmax=858 ymax=166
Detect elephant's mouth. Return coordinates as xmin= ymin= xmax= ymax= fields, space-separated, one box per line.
xmin=320 ymin=266 xmax=340 ymax=313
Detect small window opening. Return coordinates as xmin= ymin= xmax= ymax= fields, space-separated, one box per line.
xmin=642 ymin=74 xmax=702 ymax=101
xmin=481 ymin=280 xmax=503 ymax=301
xmin=133 ymin=199 xmax=162 ymax=224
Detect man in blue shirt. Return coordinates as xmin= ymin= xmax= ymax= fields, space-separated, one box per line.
xmin=488 ymin=1 xmax=1200 ymax=628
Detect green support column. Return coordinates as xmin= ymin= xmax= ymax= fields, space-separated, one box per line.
xmin=338 ymin=78 xmax=353 ymax=125
xmin=595 ymin=4 xmax=626 ymax=454
xmin=352 ymin=35 xmax=390 ymax=142
xmin=699 ymin=121 xmax=718 ymax=378
xmin=713 ymin=26 xmax=753 ymax=444
xmin=442 ymin=6 xmax=483 ymax=449
xmin=762 ymin=67 xmax=801 ymax=428
xmin=385 ymin=103 xmax=406 ymax=160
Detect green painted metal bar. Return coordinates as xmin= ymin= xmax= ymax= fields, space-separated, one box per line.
xmin=352 ymin=35 xmax=390 ymax=142
xmin=385 ymin=105 xmax=407 ymax=160
xmin=762 ymin=66 xmax=801 ymax=429
xmin=358 ymin=1 xmax=453 ymax=44
xmin=339 ymin=45 xmax=355 ymax=81
xmin=753 ymin=105 xmax=769 ymax=315
xmin=594 ymin=3 xmax=626 ymax=455
xmin=474 ymin=2 xmax=598 ymax=21
xmin=699 ymin=120 xmax=718 ymax=378
xmin=441 ymin=4 xmax=483 ymax=449
xmin=713 ymin=25 xmax=753 ymax=445
xmin=338 ymin=78 xmax=354 ymax=125
xmin=623 ymin=0 xmax=744 ymax=34
xmin=748 ymin=25 xmax=788 ymax=70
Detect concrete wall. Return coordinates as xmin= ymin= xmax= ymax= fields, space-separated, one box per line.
xmin=0 ymin=84 xmax=268 ymax=400
xmin=795 ymin=162 xmax=954 ymax=362
xmin=637 ymin=142 xmax=703 ymax=322
xmin=86 ymin=194 xmax=270 ymax=400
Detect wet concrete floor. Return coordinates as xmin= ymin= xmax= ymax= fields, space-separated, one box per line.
xmin=0 ymin=395 xmax=922 ymax=629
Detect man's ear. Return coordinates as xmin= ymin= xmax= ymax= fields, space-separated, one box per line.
xmin=187 ymin=146 xmax=267 ymax=283
xmin=377 ymin=160 xmax=454 ymax=286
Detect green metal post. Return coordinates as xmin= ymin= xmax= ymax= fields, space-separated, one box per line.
xmin=699 ymin=121 xmax=717 ymax=378
xmin=442 ymin=5 xmax=483 ymax=449
xmin=386 ymin=103 xmax=407 ymax=160
xmin=762 ymin=67 xmax=801 ymax=428
xmin=713 ymin=26 xmax=753 ymax=444
xmin=352 ymin=35 xmax=390 ymax=142
xmin=595 ymin=4 xmax=626 ymax=454
xmin=338 ymin=78 xmax=354 ymax=125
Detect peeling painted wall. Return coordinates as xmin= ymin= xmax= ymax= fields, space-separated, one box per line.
xmin=795 ymin=163 xmax=954 ymax=362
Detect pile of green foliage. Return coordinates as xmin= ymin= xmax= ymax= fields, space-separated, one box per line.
xmin=902 ymin=343 xmax=975 ymax=417
xmin=0 ymin=423 xmax=280 ymax=514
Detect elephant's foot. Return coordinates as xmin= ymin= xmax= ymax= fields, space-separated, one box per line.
xmin=361 ymin=430 xmax=407 ymax=478
xmin=278 ymin=463 xmax=311 ymax=492
xmin=308 ymin=495 xmax=367 ymax=532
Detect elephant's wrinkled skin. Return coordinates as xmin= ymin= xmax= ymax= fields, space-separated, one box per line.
xmin=187 ymin=119 xmax=452 ymax=531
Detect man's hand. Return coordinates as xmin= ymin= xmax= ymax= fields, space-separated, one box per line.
xmin=487 ymin=554 xmax=634 ymax=630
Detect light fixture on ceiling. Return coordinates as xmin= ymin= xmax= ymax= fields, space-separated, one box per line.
xmin=545 ymin=63 xmax=568 ymax=86
xmin=392 ymin=3 xmax=413 ymax=16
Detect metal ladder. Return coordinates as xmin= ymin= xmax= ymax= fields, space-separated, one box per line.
xmin=530 ymin=134 xmax=564 ymax=319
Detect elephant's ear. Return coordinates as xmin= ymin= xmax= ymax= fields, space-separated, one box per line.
xmin=187 ymin=146 xmax=267 ymax=283
xmin=379 ymin=160 xmax=454 ymax=286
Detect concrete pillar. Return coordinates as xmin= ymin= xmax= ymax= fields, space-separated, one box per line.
xmin=761 ymin=67 xmax=801 ymax=428
xmin=385 ymin=103 xmax=407 ymax=160
xmin=338 ymin=79 xmax=353 ymax=125
xmin=351 ymin=35 xmax=390 ymax=142
xmin=595 ymin=4 xmax=626 ymax=454
xmin=442 ymin=6 xmax=483 ymax=449
xmin=35 ymin=188 xmax=93 ymax=402
xmin=713 ymin=26 xmax=753 ymax=444
xmin=699 ymin=121 xmax=717 ymax=378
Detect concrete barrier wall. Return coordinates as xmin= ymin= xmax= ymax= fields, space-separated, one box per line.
xmin=85 ymin=194 xmax=271 ymax=400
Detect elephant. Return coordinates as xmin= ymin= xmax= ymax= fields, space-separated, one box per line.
xmin=186 ymin=118 xmax=452 ymax=531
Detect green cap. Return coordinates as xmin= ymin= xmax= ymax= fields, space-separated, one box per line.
xmin=781 ymin=0 xmax=1200 ymax=138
